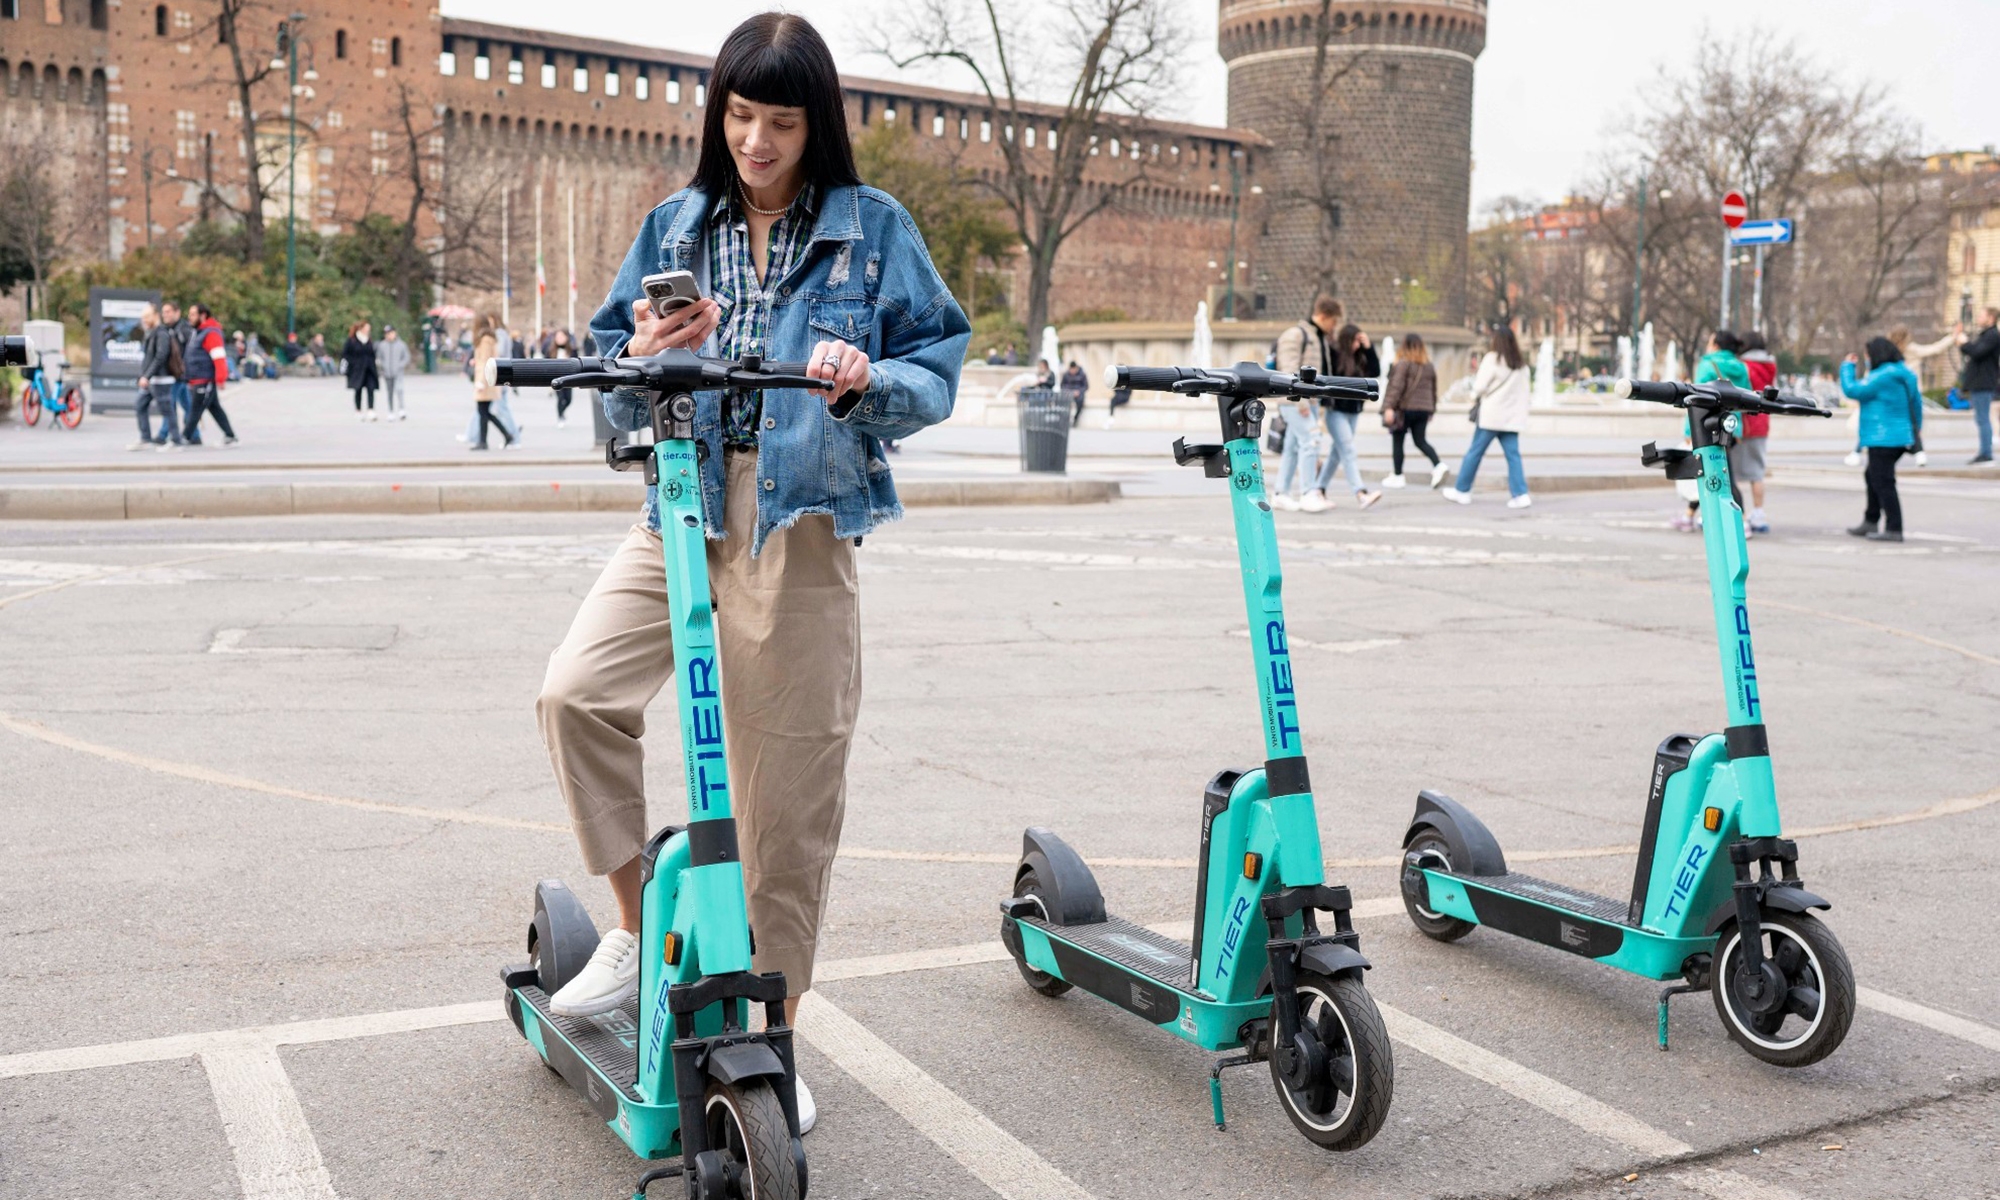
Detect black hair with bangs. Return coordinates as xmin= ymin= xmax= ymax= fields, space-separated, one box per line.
xmin=690 ymin=13 xmax=860 ymax=196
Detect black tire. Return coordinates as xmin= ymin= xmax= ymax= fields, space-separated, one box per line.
xmin=1010 ymin=868 xmax=1072 ymax=997
xmin=1402 ymin=830 xmax=1476 ymax=942
xmin=704 ymin=1079 xmax=802 ymax=1200
xmin=1270 ymin=972 xmax=1394 ymax=1151
xmin=1711 ymin=912 xmax=1854 ymax=1068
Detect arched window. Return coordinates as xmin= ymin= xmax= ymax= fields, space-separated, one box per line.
xmin=391 ymin=37 xmax=401 ymax=67
xmin=89 ymin=0 xmax=105 ymax=29
xmin=154 ymin=4 xmax=167 ymax=35
xmin=335 ymin=29 xmax=346 ymax=59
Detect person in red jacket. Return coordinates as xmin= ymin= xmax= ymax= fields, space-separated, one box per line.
xmin=1735 ymin=330 xmax=1776 ymax=534
xmin=183 ymin=302 xmax=239 ymax=445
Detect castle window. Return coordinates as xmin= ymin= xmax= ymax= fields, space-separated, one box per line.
xmin=1334 ymin=12 xmax=1345 ymax=29
xmin=336 ymin=30 xmax=347 ymax=59
xmin=1047 ymin=127 xmax=1057 ymax=151
xmin=473 ymin=54 xmax=489 ymax=81
xmin=88 ymin=0 xmax=104 ymax=29
xmin=665 ymin=77 xmax=680 ymax=104
xmin=1024 ymin=126 xmax=1034 ymax=148
xmin=174 ymin=9 xmax=190 ymax=30
xmin=1 ymin=0 xmax=15 ymax=19
xmin=371 ymin=37 xmax=387 ymax=57
xmin=695 ymin=81 xmax=706 ymax=106
xmin=573 ymin=65 xmax=588 ymax=92
xmin=154 ymin=3 xmax=166 ymax=34
xmin=605 ymin=71 xmax=619 ymax=97
xmin=1383 ymin=61 xmax=1400 ymax=90
xmin=438 ymin=51 xmax=456 ymax=76
xmin=958 ymin=115 xmax=967 ymax=140
xmin=541 ymin=57 xmax=555 ymax=88
xmin=979 ymin=119 xmax=990 ymax=143
xmin=931 ymin=113 xmax=944 ymax=136
xmin=884 ymin=105 xmax=895 ymax=123
xmin=392 ymin=37 xmax=401 ymax=66
xmin=508 ymin=57 xmax=523 ymax=85
xmin=635 ymin=73 xmax=649 ymax=101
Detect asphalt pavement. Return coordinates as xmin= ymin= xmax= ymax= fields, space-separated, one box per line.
xmin=2 ymin=469 xmax=1997 ymax=1199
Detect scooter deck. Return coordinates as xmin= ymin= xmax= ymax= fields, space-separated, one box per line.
xmin=513 ymin=983 xmax=643 ymax=1102
xmin=1021 ymin=913 xmax=1193 ymax=987
xmin=1466 ymin=872 xmax=1633 ymax=926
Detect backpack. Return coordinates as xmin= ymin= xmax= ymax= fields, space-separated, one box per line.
xmin=1264 ymin=321 xmax=1314 ymax=371
xmin=163 ymin=331 xmax=185 ymax=380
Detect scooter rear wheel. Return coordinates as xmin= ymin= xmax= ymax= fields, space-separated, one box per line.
xmin=1711 ymin=912 xmax=1854 ymax=1068
xmin=1010 ymin=869 xmax=1073 ymax=997
xmin=703 ymin=1079 xmax=802 ymax=1200
xmin=1402 ymin=832 xmax=1476 ymax=942
xmin=1270 ymin=972 xmax=1393 ymax=1151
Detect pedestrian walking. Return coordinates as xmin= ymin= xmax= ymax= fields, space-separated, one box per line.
xmin=160 ymin=300 xmax=198 ymax=444
xmin=344 ymin=321 xmax=381 ymax=420
xmin=1673 ymin=330 xmax=1750 ymax=531
xmin=1841 ymin=337 xmax=1921 ymax=542
xmin=461 ymin=325 xmax=523 ymax=445
xmin=533 ymin=15 xmax=969 ymax=1141
xmin=182 ymin=302 xmax=239 ymax=445
xmin=1957 ymin=306 xmax=1999 ymax=465
xmin=377 ymin=325 xmax=411 ymax=421
xmin=131 ymin=302 xmax=186 ymax=450
xmin=1300 ymin=322 xmax=1382 ymax=510
xmin=468 ymin=316 xmax=514 ymax=451
xmin=546 ymin=328 xmax=577 ymax=425
xmin=1441 ymin=326 xmax=1532 ymax=507
xmin=1061 ymin=359 xmax=1088 ymax=427
xmin=1268 ymin=394 xmax=1324 ymax=509
xmin=1736 ymin=331 xmax=1777 ymax=534
xmin=1380 ymin=332 xmax=1443 ymax=490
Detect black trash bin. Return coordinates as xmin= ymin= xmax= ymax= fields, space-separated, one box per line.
xmin=1017 ymin=387 xmax=1070 ymax=473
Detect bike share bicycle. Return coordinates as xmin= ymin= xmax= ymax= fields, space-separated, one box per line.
xmin=998 ymin=361 xmax=1396 ymax=1150
xmin=490 ymin=349 xmax=829 ymax=1200
xmin=9 ymin=334 xmax=87 ymax=429
xmin=1399 ymin=376 xmax=1856 ymax=1066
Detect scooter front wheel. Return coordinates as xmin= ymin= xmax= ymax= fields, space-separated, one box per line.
xmin=1712 ymin=912 xmax=1854 ymax=1068
xmin=702 ymin=1079 xmax=802 ymax=1200
xmin=1270 ymin=972 xmax=1393 ymax=1150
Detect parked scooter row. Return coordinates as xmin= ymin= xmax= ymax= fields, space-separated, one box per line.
xmin=488 ymin=349 xmax=1852 ymax=1196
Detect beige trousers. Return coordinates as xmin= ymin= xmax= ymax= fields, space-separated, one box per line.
xmin=538 ymin=451 xmax=861 ymax=993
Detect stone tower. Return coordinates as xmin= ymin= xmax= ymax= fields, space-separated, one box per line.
xmin=1220 ymin=0 xmax=1485 ymax=327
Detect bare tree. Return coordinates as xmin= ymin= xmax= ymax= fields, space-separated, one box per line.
xmin=188 ymin=0 xmax=282 ymax=260
xmin=1257 ymin=0 xmax=1368 ymax=301
xmin=1467 ymin=196 xmax=1543 ymax=330
xmin=0 ymin=142 xmax=79 ymax=319
xmin=873 ymin=0 xmax=1184 ymax=335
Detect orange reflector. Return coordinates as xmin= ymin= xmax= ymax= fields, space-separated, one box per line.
xmin=1243 ymin=852 xmax=1263 ymax=880
xmin=1704 ymin=807 xmax=1722 ymax=832
xmin=662 ymin=932 xmax=682 ymax=966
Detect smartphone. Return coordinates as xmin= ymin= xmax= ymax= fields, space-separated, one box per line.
xmin=641 ymin=270 xmax=701 ymax=320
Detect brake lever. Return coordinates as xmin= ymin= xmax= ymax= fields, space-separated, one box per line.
xmin=554 ymin=371 xmax=643 ymax=390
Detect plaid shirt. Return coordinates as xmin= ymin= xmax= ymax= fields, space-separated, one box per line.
xmin=710 ymin=184 xmax=818 ymax=445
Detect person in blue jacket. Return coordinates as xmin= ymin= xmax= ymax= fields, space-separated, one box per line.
xmin=1840 ymin=336 xmax=1922 ymax=542
xmin=533 ymin=12 xmax=970 ymax=1136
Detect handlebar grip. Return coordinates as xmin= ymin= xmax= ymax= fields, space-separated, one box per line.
xmin=0 ymin=336 xmax=28 ymax=368
xmin=1112 ymin=365 xmax=1196 ymax=392
xmin=491 ymin=357 xmax=603 ymax=388
xmin=1615 ymin=378 xmax=1685 ymax=405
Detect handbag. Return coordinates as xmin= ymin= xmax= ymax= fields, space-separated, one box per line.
xmin=1264 ymin=410 xmax=1287 ymax=453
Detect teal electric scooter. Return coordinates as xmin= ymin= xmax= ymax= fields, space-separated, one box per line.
xmin=1399 ymin=377 xmax=1855 ymax=1067
xmin=491 ymin=350 xmax=830 ymax=1199
xmin=1000 ymin=362 xmax=1395 ymax=1150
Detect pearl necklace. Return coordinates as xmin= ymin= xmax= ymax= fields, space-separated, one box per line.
xmin=739 ymin=186 xmax=800 ymax=217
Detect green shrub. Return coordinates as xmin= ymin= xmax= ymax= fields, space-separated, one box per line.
xmin=966 ymin=311 xmax=1028 ymax=364
xmin=1058 ymin=306 xmax=1129 ymax=326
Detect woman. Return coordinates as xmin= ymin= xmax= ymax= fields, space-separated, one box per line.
xmin=1442 ymin=327 xmax=1532 ymax=507
xmin=1840 ymin=337 xmax=1921 ymax=542
xmin=1379 ymin=332 xmax=1442 ymax=489
xmin=546 ymin=328 xmax=577 ymax=425
xmin=376 ymin=325 xmax=411 ymax=420
xmin=343 ymin=321 xmax=380 ymax=420
xmin=1302 ymin=322 xmax=1382 ymax=511
xmin=536 ymin=13 xmax=969 ymax=1135
xmin=468 ymin=316 xmax=513 ymax=450
xmin=1675 ymin=330 xmax=1750 ymax=531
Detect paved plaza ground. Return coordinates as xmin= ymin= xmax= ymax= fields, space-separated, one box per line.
xmin=2 ymin=466 xmax=1997 ymax=1197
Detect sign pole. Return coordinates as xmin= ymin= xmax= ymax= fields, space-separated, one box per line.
xmin=1718 ymin=190 xmax=1747 ymax=330
xmin=1750 ymin=245 xmax=1765 ymax=332
xmin=1719 ymin=230 xmax=1733 ymax=330
xmin=501 ymin=187 xmax=511 ymax=331
xmin=533 ymin=180 xmax=544 ymax=344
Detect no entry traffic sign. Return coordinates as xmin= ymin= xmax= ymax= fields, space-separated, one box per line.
xmin=1720 ymin=191 xmax=1748 ymax=228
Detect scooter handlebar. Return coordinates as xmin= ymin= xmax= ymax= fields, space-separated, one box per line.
xmin=1112 ymin=365 xmax=1200 ymax=393
xmin=1111 ymin=362 xmax=1380 ymax=401
xmin=488 ymin=356 xmax=606 ymax=388
xmin=1615 ymin=376 xmax=1831 ymax=418
xmin=0 ymin=336 xmax=28 ymax=368
xmin=487 ymin=352 xmax=831 ymax=394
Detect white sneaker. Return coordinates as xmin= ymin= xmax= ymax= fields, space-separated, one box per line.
xmin=556 ymin=418 xmax=568 ymax=429
xmin=1300 ymin=490 xmax=1332 ymax=513
xmin=455 ymin=432 xmax=468 ymax=443
xmin=1914 ymin=450 xmax=1928 ymax=467
xmin=796 ymin=1072 xmax=816 ymax=1135
xmin=547 ymin=928 xmax=640 ymax=1017
xmin=1506 ymin=493 xmax=1533 ymax=509
xmin=1356 ymin=490 xmax=1382 ymax=510
xmin=1381 ymin=474 xmax=1406 ymax=489
xmin=1271 ymin=493 xmax=1300 ymax=511
xmin=1843 ymin=450 xmax=1862 ymax=467
xmin=128 ymin=440 xmax=153 ymax=451
xmin=1429 ymin=463 xmax=1449 ymax=489
xmin=1441 ymin=488 xmax=1472 ymax=505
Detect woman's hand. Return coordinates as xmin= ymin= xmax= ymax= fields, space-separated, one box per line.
xmin=624 ymin=298 xmax=722 ymax=358
xmin=810 ymin=339 xmax=872 ymax=402
xmin=1843 ymin=353 xmax=1860 ymax=366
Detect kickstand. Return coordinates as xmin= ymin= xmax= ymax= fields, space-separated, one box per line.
xmin=1208 ymin=1052 xmax=1257 ymax=1131
xmin=1657 ymin=983 xmax=1701 ymax=1052
xmin=632 ymin=1163 xmax=684 ymax=1199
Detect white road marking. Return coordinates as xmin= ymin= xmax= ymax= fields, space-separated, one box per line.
xmin=1857 ymin=988 xmax=2000 ymax=1054
xmin=794 ymin=993 xmax=1097 ymax=1200
xmin=815 ymin=940 xmax=1017 ymax=983
xmin=1227 ymin=628 xmax=1403 ymax=654
xmin=1374 ymin=1004 xmax=1694 ymax=1158
xmin=1667 ymin=1167 xmax=1806 ymax=1200
xmin=865 ymin=542 xmax=1231 ymax=570
xmin=0 ymin=551 xmax=235 ymax=610
xmin=201 ymin=1039 xmax=339 ymax=1200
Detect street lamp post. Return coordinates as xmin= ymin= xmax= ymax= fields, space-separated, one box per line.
xmin=274 ymin=13 xmax=312 ymax=341
xmin=1629 ymin=171 xmax=1647 ymax=344
xmin=1222 ymin=150 xmax=1249 ymax=321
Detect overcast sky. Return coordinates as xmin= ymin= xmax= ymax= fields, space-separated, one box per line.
xmin=447 ymin=0 xmax=1995 ymax=212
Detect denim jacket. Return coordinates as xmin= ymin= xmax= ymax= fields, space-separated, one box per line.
xmin=590 ymin=183 xmax=971 ymax=554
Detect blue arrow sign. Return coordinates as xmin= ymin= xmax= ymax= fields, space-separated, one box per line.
xmin=1729 ymin=218 xmax=1793 ymax=246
